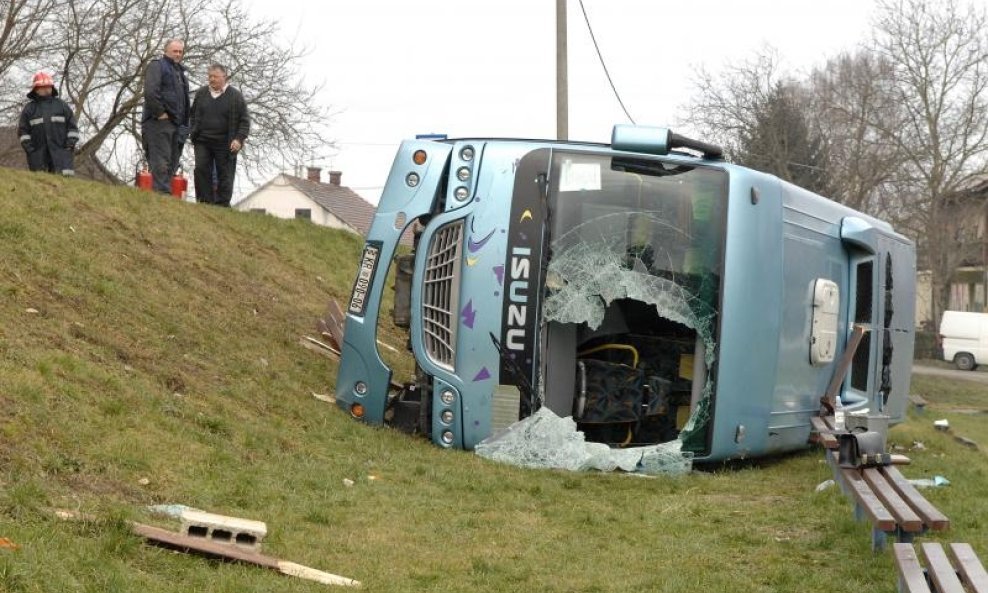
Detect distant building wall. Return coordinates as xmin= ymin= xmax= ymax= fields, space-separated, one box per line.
xmin=235 ymin=174 xmax=357 ymax=234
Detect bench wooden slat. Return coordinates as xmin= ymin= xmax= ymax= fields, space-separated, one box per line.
xmin=840 ymin=467 xmax=896 ymax=531
xmin=810 ymin=416 xmax=839 ymax=449
xmin=861 ymin=468 xmax=923 ymax=532
xmin=894 ymin=543 xmax=934 ymax=593
xmin=921 ymin=542 xmax=967 ymax=593
xmin=882 ymin=465 xmax=950 ymax=530
xmin=950 ymin=543 xmax=988 ymax=593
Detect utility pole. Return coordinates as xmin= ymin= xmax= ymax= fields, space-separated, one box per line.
xmin=556 ymin=0 xmax=568 ymax=141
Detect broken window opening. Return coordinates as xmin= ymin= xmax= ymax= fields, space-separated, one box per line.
xmin=480 ymin=152 xmax=726 ymax=473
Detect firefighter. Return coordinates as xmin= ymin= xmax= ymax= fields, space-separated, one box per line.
xmin=18 ymin=72 xmax=80 ymax=176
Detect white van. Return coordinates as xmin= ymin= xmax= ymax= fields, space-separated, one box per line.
xmin=939 ymin=311 xmax=988 ymax=370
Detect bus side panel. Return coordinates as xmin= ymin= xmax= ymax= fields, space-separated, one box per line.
xmin=708 ymin=171 xmax=784 ymax=460
xmin=773 ymin=206 xmax=847 ymax=452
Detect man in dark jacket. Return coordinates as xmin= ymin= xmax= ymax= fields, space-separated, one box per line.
xmin=18 ymin=72 xmax=80 ymax=176
xmin=142 ymin=38 xmax=191 ymax=193
xmin=189 ymin=63 xmax=250 ymax=206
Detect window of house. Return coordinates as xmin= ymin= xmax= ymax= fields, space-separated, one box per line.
xmin=249 ymin=208 xmax=266 ymax=214
xmin=295 ymin=208 xmax=312 ymax=220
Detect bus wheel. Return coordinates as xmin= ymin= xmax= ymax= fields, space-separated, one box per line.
xmin=954 ymin=352 xmax=976 ymax=371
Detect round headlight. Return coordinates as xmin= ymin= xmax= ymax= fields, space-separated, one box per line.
xmin=454 ymin=186 xmax=469 ymax=200
xmin=460 ymin=146 xmax=475 ymax=161
xmin=354 ymin=381 xmax=368 ymax=395
xmin=405 ymin=172 xmax=420 ymax=187
xmin=456 ymin=167 xmax=471 ymax=182
xmin=440 ymin=389 xmax=455 ymax=405
xmin=440 ymin=410 xmax=454 ymax=424
xmin=441 ymin=430 xmax=455 ymax=445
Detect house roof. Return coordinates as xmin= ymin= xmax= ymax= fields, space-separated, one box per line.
xmin=282 ymin=174 xmax=377 ymax=237
xmin=247 ymin=173 xmax=413 ymax=247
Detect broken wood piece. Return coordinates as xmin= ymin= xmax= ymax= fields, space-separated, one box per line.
xmin=131 ymin=522 xmax=360 ymax=587
xmin=300 ymin=336 xmax=341 ymax=360
xmin=312 ymin=392 xmax=336 ymax=404
xmin=319 ymin=299 xmax=347 ymax=352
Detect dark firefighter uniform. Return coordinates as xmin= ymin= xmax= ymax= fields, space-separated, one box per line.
xmin=18 ymin=73 xmax=80 ymax=176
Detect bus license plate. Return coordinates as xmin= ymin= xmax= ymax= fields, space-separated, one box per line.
xmin=349 ymin=242 xmax=382 ymax=316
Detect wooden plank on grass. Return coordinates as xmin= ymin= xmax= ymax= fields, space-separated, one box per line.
xmin=950 ymin=543 xmax=988 ymax=593
xmin=132 ymin=522 xmax=361 ymax=587
xmin=133 ymin=522 xmax=280 ymax=568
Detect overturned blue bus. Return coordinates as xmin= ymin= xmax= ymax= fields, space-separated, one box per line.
xmin=335 ymin=125 xmax=916 ymax=463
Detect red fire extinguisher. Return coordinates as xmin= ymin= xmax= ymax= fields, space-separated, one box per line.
xmin=136 ymin=167 xmax=152 ymax=191
xmin=170 ymin=169 xmax=188 ymax=199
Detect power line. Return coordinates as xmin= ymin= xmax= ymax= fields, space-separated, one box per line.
xmin=577 ymin=0 xmax=636 ymax=124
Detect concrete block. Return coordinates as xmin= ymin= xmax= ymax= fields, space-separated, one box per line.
xmin=179 ymin=509 xmax=267 ymax=550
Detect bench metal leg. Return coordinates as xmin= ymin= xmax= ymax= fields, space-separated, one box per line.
xmin=896 ymin=528 xmax=914 ymax=544
xmin=871 ymin=527 xmax=888 ymax=551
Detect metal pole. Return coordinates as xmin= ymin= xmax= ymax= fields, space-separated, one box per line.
xmin=556 ymin=0 xmax=568 ymax=141
xmin=983 ymin=203 xmax=987 ymax=311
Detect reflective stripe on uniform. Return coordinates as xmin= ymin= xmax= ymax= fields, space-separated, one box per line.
xmin=51 ymin=116 xmax=66 ymax=123
xmin=29 ymin=118 xmax=44 ymax=126
xmin=19 ymin=135 xmax=31 ymax=142
xmin=67 ymin=131 xmax=80 ymax=138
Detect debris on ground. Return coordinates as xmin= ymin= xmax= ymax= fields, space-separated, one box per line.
xmin=133 ymin=522 xmax=360 ymax=587
xmin=0 ymin=537 xmax=19 ymax=550
xmin=474 ymin=407 xmax=692 ymax=475
xmin=954 ymin=435 xmax=980 ymax=450
xmin=312 ymin=391 xmax=335 ymax=404
xmin=908 ymin=475 xmax=950 ymax=488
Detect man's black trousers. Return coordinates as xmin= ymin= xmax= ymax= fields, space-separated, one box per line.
xmin=193 ymin=141 xmax=237 ymax=206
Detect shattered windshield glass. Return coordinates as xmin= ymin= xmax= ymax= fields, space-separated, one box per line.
xmin=478 ymin=150 xmax=727 ymax=474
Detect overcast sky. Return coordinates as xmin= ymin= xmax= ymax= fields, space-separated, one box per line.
xmin=241 ymin=0 xmax=878 ymax=203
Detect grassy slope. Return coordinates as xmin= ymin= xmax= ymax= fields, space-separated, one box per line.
xmin=0 ymin=169 xmax=985 ymax=592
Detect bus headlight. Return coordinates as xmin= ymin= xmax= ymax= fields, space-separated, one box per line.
xmin=440 ymin=410 xmax=454 ymax=424
xmin=454 ymin=186 xmax=469 ymax=200
xmin=406 ymin=172 xmax=420 ymax=187
xmin=440 ymin=389 xmax=455 ymax=405
xmin=355 ymin=381 xmax=368 ymax=395
xmin=456 ymin=167 xmax=471 ymax=182
xmin=441 ymin=430 xmax=455 ymax=445
xmin=460 ymin=146 xmax=475 ymax=161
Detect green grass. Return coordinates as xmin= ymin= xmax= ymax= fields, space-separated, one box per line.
xmin=1 ymin=169 xmax=986 ymax=592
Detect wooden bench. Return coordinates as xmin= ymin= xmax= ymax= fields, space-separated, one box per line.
xmin=811 ymin=416 xmax=950 ymax=551
xmin=893 ymin=542 xmax=988 ymax=593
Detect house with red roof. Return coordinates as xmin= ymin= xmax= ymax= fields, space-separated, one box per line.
xmin=235 ymin=167 xmax=412 ymax=246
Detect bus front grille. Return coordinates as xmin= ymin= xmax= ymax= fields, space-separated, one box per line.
xmin=422 ymin=220 xmax=463 ymax=370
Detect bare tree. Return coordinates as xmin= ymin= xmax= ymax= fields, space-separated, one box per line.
xmin=686 ymin=48 xmax=830 ymax=193
xmin=1 ymin=0 xmax=333 ymax=185
xmin=685 ymin=47 xmax=784 ymax=161
xmin=806 ymin=51 xmax=907 ymax=218
xmin=869 ymin=0 xmax=988 ymax=324
xmin=0 ymin=0 xmax=60 ymax=116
